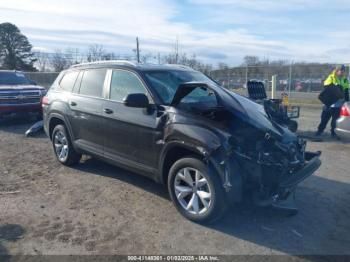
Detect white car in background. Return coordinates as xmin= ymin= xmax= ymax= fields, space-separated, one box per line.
xmin=336 ymin=102 xmax=350 ymax=141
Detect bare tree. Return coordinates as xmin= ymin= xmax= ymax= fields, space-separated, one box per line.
xmin=87 ymin=44 xmax=106 ymax=62
xmin=218 ymin=62 xmax=229 ymax=70
xmin=162 ymin=53 xmax=177 ymax=64
xmin=34 ymin=51 xmax=50 ymax=72
xmin=140 ymin=53 xmax=154 ymax=63
xmin=65 ymin=48 xmax=82 ymax=65
xmin=101 ymin=52 xmax=116 ymax=61
xmin=50 ymin=49 xmax=72 ymax=72
xmin=243 ymin=55 xmax=260 ymax=66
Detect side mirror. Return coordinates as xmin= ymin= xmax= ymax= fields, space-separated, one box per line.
xmin=123 ymin=93 xmax=149 ymax=108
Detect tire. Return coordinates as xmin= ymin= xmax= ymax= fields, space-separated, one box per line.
xmin=52 ymin=124 xmax=81 ymax=166
xmin=168 ymin=157 xmax=227 ymax=224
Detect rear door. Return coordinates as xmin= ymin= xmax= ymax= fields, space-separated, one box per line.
xmin=102 ymin=69 xmax=159 ymax=172
xmin=69 ymin=68 xmax=107 ymax=154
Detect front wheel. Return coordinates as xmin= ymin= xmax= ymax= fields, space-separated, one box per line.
xmin=52 ymin=124 xmax=81 ymax=166
xmin=168 ymin=157 xmax=227 ymax=224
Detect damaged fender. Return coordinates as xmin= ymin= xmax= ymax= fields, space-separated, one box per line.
xmin=159 ymin=121 xmax=244 ymax=202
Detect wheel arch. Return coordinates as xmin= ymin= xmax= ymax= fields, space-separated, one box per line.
xmin=159 ymin=141 xmax=223 ymax=186
xmin=48 ymin=113 xmax=74 ymax=142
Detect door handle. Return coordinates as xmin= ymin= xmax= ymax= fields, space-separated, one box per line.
xmin=104 ymin=108 xmax=114 ymax=114
xmin=70 ymin=101 xmax=77 ymax=106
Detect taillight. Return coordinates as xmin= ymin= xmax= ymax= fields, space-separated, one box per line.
xmin=41 ymin=96 xmax=49 ymax=107
xmin=340 ymin=105 xmax=350 ymax=117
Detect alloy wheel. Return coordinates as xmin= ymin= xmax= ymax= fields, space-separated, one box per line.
xmin=174 ymin=167 xmax=212 ymax=215
xmin=53 ymin=130 xmax=69 ymax=162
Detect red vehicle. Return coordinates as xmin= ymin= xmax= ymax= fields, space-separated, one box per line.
xmin=0 ymin=70 xmax=46 ymax=119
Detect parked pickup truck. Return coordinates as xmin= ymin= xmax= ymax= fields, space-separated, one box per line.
xmin=0 ymin=70 xmax=46 ymax=119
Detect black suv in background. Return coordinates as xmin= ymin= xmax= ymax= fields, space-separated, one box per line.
xmin=43 ymin=61 xmax=321 ymax=223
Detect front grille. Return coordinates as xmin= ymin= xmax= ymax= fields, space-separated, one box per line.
xmin=0 ymin=90 xmax=41 ymax=105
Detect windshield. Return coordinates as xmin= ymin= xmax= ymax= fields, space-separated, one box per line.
xmin=0 ymin=72 xmax=31 ymax=85
xmin=144 ymin=70 xmax=217 ymax=105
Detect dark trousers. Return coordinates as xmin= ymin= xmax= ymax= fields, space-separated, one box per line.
xmin=317 ymin=106 xmax=340 ymax=134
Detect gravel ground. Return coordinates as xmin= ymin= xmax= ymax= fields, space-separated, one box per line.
xmin=0 ymin=107 xmax=349 ymax=256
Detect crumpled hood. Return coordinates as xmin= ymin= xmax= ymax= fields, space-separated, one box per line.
xmin=222 ymin=90 xmax=284 ymax=135
xmin=172 ymin=81 xmax=296 ymax=141
xmin=220 ymin=88 xmax=297 ymax=141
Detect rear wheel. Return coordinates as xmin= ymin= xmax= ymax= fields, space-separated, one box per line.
xmin=168 ymin=157 xmax=227 ymax=223
xmin=52 ymin=125 xmax=81 ymax=166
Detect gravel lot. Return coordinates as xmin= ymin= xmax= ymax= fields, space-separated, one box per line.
xmin=0 ymin=106 xmax=349 ymax=256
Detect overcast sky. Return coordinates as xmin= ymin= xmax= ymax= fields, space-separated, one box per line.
xmin=1 ymin=0 xmax=349 ymax=65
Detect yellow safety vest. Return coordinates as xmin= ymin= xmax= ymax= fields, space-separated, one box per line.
xmin=324 ymin=71 xmax=349 ymax=91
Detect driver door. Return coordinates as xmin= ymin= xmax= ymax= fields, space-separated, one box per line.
xmin=102 ymin=69 xmax=159 ymax=173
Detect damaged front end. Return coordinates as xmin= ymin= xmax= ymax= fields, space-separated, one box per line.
xmin=207 ymin=125 xmax=321 ymax=212
xmin=171 ymin=82 xmax=322 ymax=211
xmin=229 ymin=130 xmax=320 ymax=207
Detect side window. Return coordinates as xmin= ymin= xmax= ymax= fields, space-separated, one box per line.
xmin=59 ymin=71 xmax=79 ymax=92
xmin=110 ymin=70 xmax=147 ymax=101
xmin=72 ymin=71 xmax=84 ymax=93
xmin=79 ymin=69 xmax=106 ymax=98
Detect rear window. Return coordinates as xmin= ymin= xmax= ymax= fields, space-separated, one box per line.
xmin=79 ymin=69 xmax=106 ymax=98
xmin=59 ymin=71 xmax=79 ymax=92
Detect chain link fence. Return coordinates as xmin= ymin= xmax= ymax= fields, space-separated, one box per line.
xmin=210 ymin=64 xmax=350 ymax=94
xmin=24 ymin=72 xmax=59 ymax=88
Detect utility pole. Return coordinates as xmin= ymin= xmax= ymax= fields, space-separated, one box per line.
xmin=136 ymin=37 xmax=140 ymax=63
xmin=271 ymin=75 xmax=277 ymax=99
xmin=227 ymin=70 xmax=230 ymax=89
xmin=175 ymin=36 xmax=179 ymax=64
xmin=288 ymin=61 xmax=293 ymax=98
xmin=245 ymin=64 xmax=248 ymax=88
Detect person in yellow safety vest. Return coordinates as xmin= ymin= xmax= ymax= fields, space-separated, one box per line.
xmin=316 ymin=65 xmax=349 ymax=138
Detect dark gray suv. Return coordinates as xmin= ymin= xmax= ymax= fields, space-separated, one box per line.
xmin=43 ymin=61 xmax=321 ymax=223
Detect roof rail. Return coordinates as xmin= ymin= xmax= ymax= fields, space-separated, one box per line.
xmin=71 ymin=60 xmax=138 ymax=68
xmin=163 ymin=64 xmax=194 ymax=70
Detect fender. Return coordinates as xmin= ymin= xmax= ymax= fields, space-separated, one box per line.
xmin=158 ymin=140 xmax=212 ymax=184
xmin=47 ymin=112 xmax=75 ymax=142
xmin=158 ymin=139 xmax=243 ymax=202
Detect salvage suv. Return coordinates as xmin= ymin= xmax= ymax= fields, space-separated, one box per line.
xmin=0 ymin=70 xmax=46 ymax=119
xmin=43 ymin=61 xmax=321 ymax=223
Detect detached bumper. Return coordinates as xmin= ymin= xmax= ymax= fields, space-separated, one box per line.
xmin=279 ymin=151 xmax=321 ymax=189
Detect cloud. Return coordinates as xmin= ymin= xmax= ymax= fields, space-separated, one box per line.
xmin=189 ymin=0 xmax=350 ymax=11
xmin=1 ymin=0 xmax=349 ymax=65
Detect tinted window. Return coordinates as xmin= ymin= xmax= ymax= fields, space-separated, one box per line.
xmin=59 ymin=71 xmax=79 ymax=91
xmin=110 ymin=70 xmax=146 ymax=101
xmin=79 ymin=69 xmax=106 ymax=98
xmin=0 ymin=72 xmax=30 ymax=85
